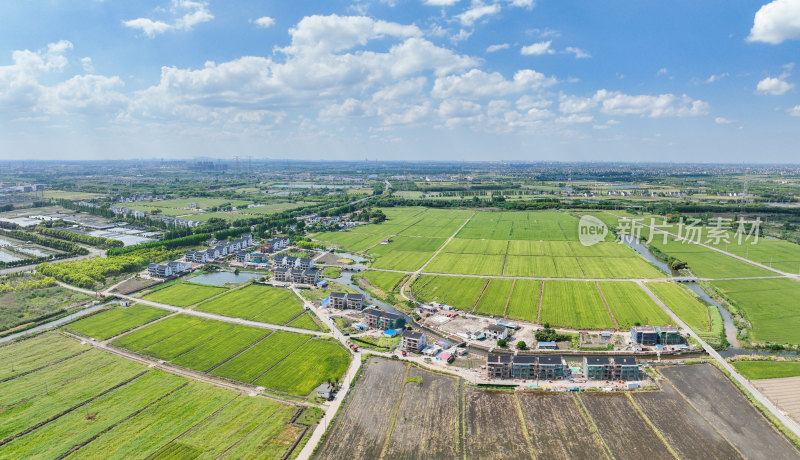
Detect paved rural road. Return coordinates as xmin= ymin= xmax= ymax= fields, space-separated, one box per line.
xmin=291 ymin=286 xmax=362 ymax=460
xmin=56 ymin=281 xmax=329 ymax=337
xmin=638 ymin=281 xmax=800 ymax=439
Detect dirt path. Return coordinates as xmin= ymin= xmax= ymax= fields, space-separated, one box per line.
xmin=595 ymin=282 xmax=619 ymax=330
xmin=470 ymin=279 xmax=490 ymax=313
xmin=502 ymin=279 xmax=516 ymax=318
xmin=536 ymin=280 xmax=544 ymax=323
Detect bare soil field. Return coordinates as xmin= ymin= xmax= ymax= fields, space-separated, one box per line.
xmin=753 ymin=376 xmax=800 ymax=428
xmin=109 ymin=277 xmax=162 ymax=295
xmin=634 ymin=378 xmax=745 ymax=459
xmin=579 ymin=393 xmax=674 ymax=460
xmin=660 ymin=364 xmax=800 ymax=460
xmin=316 ymin=358 xmax=407 ymax=460
xmin=463 ymin=389 xmax=531 ymax=460
xmin=383 ymin=366 xmax=461 ymax=459
xmin=518 ymin=392 xmax=609 ymax=460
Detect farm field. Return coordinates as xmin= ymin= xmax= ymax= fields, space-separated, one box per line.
xmin=287 ymin=312 xmax=326 ymax=332
xmin=712 ymin=278 xmax=800 ymax=344
xmin=0 ymin=332 xmax=87 ymax=380
xmin=597 ymin=282 xmax=674 ymax=329
xmin=505 ymin=279 xmax=542 ymax=322
xmin=539 ymin=280 xmax=615 ymax=329
xmin=320 ymin=358 xmax=800 ymax=460
xmin=194 ymin=284 xmax=308 ymax=326
xmin=473 ymin=279 xmax=513 ymax=315
xmin=142 ymin=282 xmax=228 ymax=307
xmin=410 ymin=275 xmax=488 ymax=310
xmin=254 ymin=338 xmax=351 ymax=396
xmin=752 ymin=377 xmax=800 ymax=430
xmin=733 ymin=361 xmax=800 ymax=380
xmin=359 ymin=270 xmax=406 ymax=292
xmin=646 ymin=282 xmax=714 ymax=334
xmin=661 ymin=364 xmax=800 ymax=460
xmin=579 ymin=394 xmax=673 ymax=460
xmin=0 ymin=285 xmax=92 ymax=332
xmin=0 ymin=332 xmax=309 ymax=459
xmin=65 ymin=305 xmax=170 ymax=340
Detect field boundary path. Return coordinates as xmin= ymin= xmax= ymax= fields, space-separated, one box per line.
xmin=595 ymin=282 xmax=619 ymax=330
xmin=55 ymin=281 xmax=327 ymax=337
xmin=400 ymin=211 xmax=475 ymax=302
xmin=637 ymin=281 xmax=800 ymax=439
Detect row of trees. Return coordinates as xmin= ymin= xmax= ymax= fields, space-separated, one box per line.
xmin=0 ymin=229 xmax=88 ymax=256
xmin=36 ymin=226 xmax=123 ymax=249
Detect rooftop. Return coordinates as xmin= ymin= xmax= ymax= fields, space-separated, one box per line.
xmin=585 ymin=356 xmax=611 ymax=365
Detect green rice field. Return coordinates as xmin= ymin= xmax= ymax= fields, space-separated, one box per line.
xmin=142 ymin=282 xmax=228 ymax=307
xmin=597 ymin=282 xmax=674 ymax=329
xmin=538 ymin=280 xmax=615 ymax=329
xmin=732 ymin=361 xmax=800 ymax=380
xmin=646 ymin=282 xmax=713 ymax=333
xmin=195 ymin=284 xmax=309 ymax=326
xmin=505 ymin=279 xmax=542 ymax=322
xmin=473 ymin=279 xmax=514 ymax=316
xmin=410 ymin=275 xmax=488 ymax=310
xmin=66 ymin=305 xmax=170 ymax=340
xmin=0 ymin=333 xmax=309 ymax=459
xmin=360 ymin=270 xmax=406 ymax=292
xmin=712 ymin=278 xmax=800 ymax=344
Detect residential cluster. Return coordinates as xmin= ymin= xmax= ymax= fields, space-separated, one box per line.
xmin=486 ymin=354 xmax=640 ymax=382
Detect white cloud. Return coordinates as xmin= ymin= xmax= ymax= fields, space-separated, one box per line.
xmin=555 ymin=114 xmax=593 ymax=124
xmin=521 ymin=41 xmax=554 ymax=56
xmin=789 ymin=105 xmax=800 ymax=116
xmin=424 ymin=0 xmax=461 ymax=5
xmin=594 ymin=90 xmax=710 ymax=118
xmin=705 ymin=72 xmax=728 ymax=83
xmin=715 ymin=117 xmax=735 ymax=124
xmin=80 ymin=57 xmax=94 ymax=73
xmin=755 ymin=75 xmax=794 ymax=95
xmin=253 ymin=16 xmax=275 ymax=28
xmin=565 ymin=47 xmax=591 ymax=59
xmin=748 ymin=0 xmax=800 ymax=44
xmin=431 ymin=69 xmax=556 ymax=99
xmin=558 ymin=94 xmax=596 ymax=113
xmin=457 ymin=4 xmax=501 ymax=26
xmin=656 ymin=68 xmax=668 ymax=76
xmin=123 ymin=0 xmax=213 ymax=38
xmin=486 ymin=43 xmax=510 ymax=52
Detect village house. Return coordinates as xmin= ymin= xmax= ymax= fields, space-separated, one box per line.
xmin=184 ymin=250 xmax=208 ymax=264
xmin=236 ymin=251 xmax=250 ymax=263
xmin=401 ymin=330 xmax=427 ymax=353
xmin=364 ymin=306 xmax=406 ymax=330
xmin=487 ymin=354 xmax=567 ymax=380
xmin=147 ymin=263 xmax=172 ymax=278
xmin=167 ymin=261 xmax=187 ymax=274
xmin=329 ymin=292 xmax=364 ymax=310
xmin=484 ymin=324 xmax=508 ymax=341
xmin=583 ymin=357 xmax=639 ymax=381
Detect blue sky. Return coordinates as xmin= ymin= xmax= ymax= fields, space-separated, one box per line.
xmin=1 ymin=0 xmax=799 ymax=162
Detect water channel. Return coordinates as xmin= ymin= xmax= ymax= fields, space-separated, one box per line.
xmin=0 ymin=300 xmax=117 ymax=345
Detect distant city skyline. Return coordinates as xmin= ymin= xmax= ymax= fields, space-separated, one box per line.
xmin=1 ymin=0 xmax=799 ymax=162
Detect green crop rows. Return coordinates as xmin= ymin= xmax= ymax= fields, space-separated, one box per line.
xmin=646 ymin=282 xmax=712 ymax=333
xmin=361 ymin=270 xmax=406 ymax=292
xmin=712 ymin=278 xmax=800 ymax=344
xmin=597 ymin=282 xmax=674 ymax=329
xmin=195 ymin=284 xmax=308 ymax=326
xmin=0 ymin=333 xmax=307 ymax=458
xmin=143 ymin=282 xmax=228 ymax=307
xmin=66 ymin=305 xmax=170 ymax=340
xmin=538 ymin=281 xmax=615 ymax=329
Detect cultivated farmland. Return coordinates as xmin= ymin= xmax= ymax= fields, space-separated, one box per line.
xmin=410 ymin=275 xmax=488 ymax=310
xmin=473 ymin=278 xmax=513 ymax=316
xmin=317 ymin=358 xmax=800 ymax=460
xmin=360 ymin=270 xmax=406 ymax=292
xmin=539 ymin=280 xmax=615 ymax=329
xmin=646 ymin=282 xmax=714 ymax=334
xmin=597 ymin=282 xmax=674 ymax=329
xmin=712 ymin=278 xmax=800 ymax=344
xmin=142 ymin=282 xmax=228 ymax=307
xmin=194 ymin=283 xmax=308 ymax=326
xmin=0 ymin=333 xmax=310 ymax=458
xmin=65 ymin=305 xmax=170 ymax=340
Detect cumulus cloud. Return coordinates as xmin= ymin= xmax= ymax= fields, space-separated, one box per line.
xmin=789 ymin=105 xmax=800 ymax=116
xmin=748 ymin=0 xmax=800 ymax=44
xmin=593 ymin=90 xmax=710 ymax=118
xmin=706 ymin=72 xmax=728 ymax=83
xmin=486 ymin=43 xmax=510 ymax=52
xmin=715 ymin=117 xmax=735 ymax=124
xmin=457 ymin=4 xmax=501 ymax=26
xmin=521 ymin=41 xmax=554 ymax=55
xmin=424 ymin=0 xmax=461 ymax=5
xmin=755 ymin=74 xmax=794 ymax=95
xmin=123 ymin=0 xmax=213 ymax=38
xmin=252 ymin=16 xmax=275 ymax=28
xmin=432 ymin=69 xmax=556 ymax=99
xmin=565 ymin=47 xmax=591 ymax=59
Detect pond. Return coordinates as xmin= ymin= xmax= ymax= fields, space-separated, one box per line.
xmin=190 ymin=271 xmax=263 ymax=286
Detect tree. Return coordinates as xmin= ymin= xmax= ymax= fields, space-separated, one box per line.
xmin=497 ymin=338 xmax=507 ymax=347
xmin=516 ymin=340 xmax=527 ymax=350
